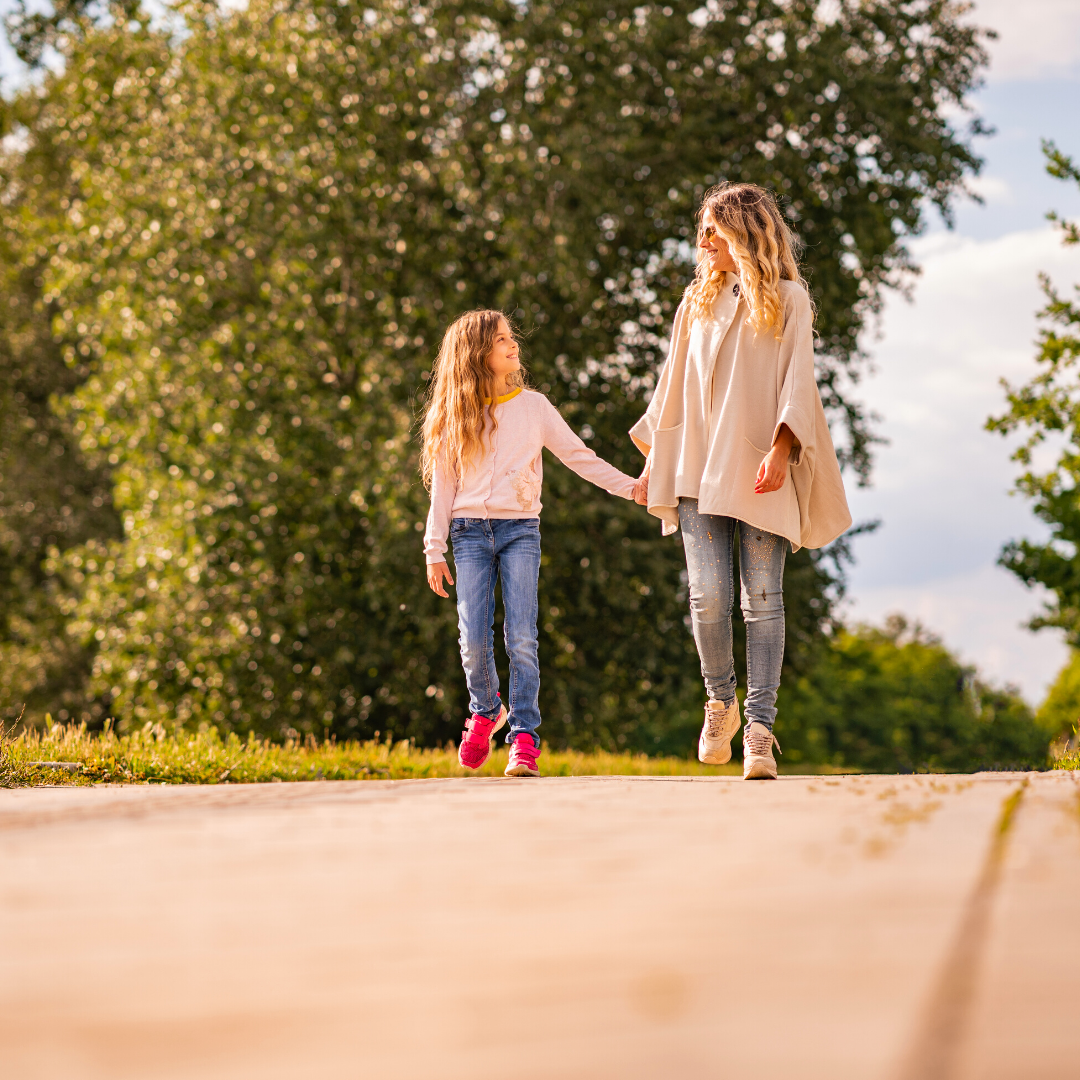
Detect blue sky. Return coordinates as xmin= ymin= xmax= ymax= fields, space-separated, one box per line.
xmin=2 ymin=1 xmax=1079 ymax=701
xmin=842 ymin=1 xmax=1080 ymax=700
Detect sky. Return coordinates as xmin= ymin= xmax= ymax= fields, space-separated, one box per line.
xmin=841 ymin=0 xmax=1080 ymax=701
xmin=1 ymin=2 xmax=1079 ymax=703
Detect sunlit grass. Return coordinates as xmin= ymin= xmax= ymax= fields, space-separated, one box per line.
xmin=1053 ymin=747 xmax=1080 ymax=771
xmin=0 ymin=720 xmax=742 ymax=787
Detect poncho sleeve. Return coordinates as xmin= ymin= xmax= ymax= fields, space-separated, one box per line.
xmin=772 ymin=287 xmax=817 ymax=468
xmin=629 ymin=300 xmax=689 ymax=457
xmin=774 ymin=287 xmax=852 ymax=550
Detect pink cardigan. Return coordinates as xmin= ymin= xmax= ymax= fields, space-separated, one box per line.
xmin=424 ymin=388 xmax=637 ymax=564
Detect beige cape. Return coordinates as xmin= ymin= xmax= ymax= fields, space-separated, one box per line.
xmin=629 ymin=274 xmax=851 ymax=551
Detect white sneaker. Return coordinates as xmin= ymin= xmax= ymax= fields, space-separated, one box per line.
xmin=698 ymin=698 xmax=741 ymax=765
xmin=742 ymin=721 xmax=781 ymax=780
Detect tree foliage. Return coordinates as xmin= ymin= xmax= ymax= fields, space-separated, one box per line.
xmin=1034 ymin=646 xmax=1080 ymax=744
xmin=775 ymin=616 xmax=1047 ymax=771
xmin=988 ymin=141 xmax=1080 ymax=644
xmin=0 ymin=0 xmax=991 ymax=751
xmin=0 ymin=124 xmax=121 ymax=724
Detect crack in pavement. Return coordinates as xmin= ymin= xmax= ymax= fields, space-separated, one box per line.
xmin=894 ymin=778 xmax=1028 ymax=1080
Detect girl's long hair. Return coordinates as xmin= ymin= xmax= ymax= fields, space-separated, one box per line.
xmin=420 ymin=309 xmax=524 ymax=490
xmin=684 ymin=182 xmax=810 ymax=336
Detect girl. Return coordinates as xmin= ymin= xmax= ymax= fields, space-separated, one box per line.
xmin=421 ymin=310 xmax=640 ymax=777
xmin=631 ymin=182 xmax=851 ymax=779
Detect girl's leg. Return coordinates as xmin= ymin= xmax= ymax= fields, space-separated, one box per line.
xmin=677 ymin=499 xmax=738 ymax=705
xmin=449 ymin=519 xmax=502 ymax=722
xmin=738 ymin=523 xmax=787 ymax=730
xmin=492 ymin=518 xmax=542 ymax=747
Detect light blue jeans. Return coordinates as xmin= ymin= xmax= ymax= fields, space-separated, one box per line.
xmin=449 ymin=517 xmax=542 ymax=748
xmin=678 ymin=499 xmax=787 ymax=730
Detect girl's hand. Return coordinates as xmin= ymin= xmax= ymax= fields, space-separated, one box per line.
xmin=755 ymin=424 xmax=795 ymax=494
xmin=427 ymin=561 xmax=454 ymax=597
xmin=634 ymin=460 xmax=651 ymax=506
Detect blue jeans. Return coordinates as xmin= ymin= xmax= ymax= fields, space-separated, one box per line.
xmin=678 ymin=499 xmax=787 ymax=730
xmin=449 ymin=517 xmax=542 ymax=747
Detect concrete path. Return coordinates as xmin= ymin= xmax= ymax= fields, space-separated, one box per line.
xmin=1 ymin=772 xmax=1077 ymax=1079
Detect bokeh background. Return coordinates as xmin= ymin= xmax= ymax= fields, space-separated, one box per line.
xmin=1 ymin=0 xmax=1078 ymax=771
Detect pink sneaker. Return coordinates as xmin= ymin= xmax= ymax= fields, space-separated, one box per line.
xmin=458 ymin=704 xmax=507 ymax=770
xmin=505 ymin=733 xmax=541 ymax=778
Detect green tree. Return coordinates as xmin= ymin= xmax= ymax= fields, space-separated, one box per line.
xmin=988 ymin=142 xmax=1080 ymax=648
xmin=0 ymin=95 xmax=121 ymax=726
xmin=0 ymin=0 xmax=991 ymax=752
xmin=776 ymin=616 xmax=1048 ymax=771
xmin=1034 ymin=647 xmax=1080 ymax=745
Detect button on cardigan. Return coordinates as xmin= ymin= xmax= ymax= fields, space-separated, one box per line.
xmin=629 ymin=273 xmax=852 ymax=551
xmin=424 ymin=387 xmax=638 ymax=564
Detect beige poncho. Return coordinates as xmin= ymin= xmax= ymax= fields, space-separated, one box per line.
xmin=629 ymin=272 xmax=851 ymax=551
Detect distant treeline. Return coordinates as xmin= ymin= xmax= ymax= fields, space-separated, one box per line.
xmin=0 ymin=0 xmax=1048 ymax=767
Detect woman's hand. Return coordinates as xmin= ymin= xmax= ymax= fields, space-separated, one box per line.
xmin=633 ymin=459 xmax=651 ymax=506
xmin=427 ymin=561 xmax=454 ymax=597
xmin=754 ymin=425 xmax=794 ymax=495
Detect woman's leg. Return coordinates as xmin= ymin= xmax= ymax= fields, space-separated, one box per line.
xmin=493 ymin=518 xmax=542 ymax=746
xmin=449 ymin=519 xmax=502 ymax=722
xmin=677 ymin=499 xmax=738 ymax=705
xmin=738 ymin=523 xmax=787 ymax=730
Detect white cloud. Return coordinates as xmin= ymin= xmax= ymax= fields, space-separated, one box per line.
xmin=843 ymin=565 xmax=1066 ymax=702
xmin=966 ymin=175 xmax=1013 ymax=205
xmin=969 ymin=0 xmax=1080 ymax=81
xmin=845 ymin=225 xmax=1080 ymax=702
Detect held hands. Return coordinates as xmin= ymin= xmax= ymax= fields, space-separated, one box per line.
xmin=427 ymin=561 xmax=454 ymax=598
xmin=633 ymin=461 xmax=651 ymax=506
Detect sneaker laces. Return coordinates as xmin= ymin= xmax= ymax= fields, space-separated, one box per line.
xmin=704 ymin=701 xmax=731 ymax=739
xmin=744 ymin=724 xmax=781 ymax=757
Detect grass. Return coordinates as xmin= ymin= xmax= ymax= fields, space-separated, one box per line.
xmin=0 ymin=720 xmax=740 ymax=787
xmin=1053 ymin=747 xmax=1080 ymax=770
xmin=1051 ymin=727 xmax=1080 ymax=770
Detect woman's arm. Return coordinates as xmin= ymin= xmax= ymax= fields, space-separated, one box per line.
xmin=629 ymin=301 xmax=688 ymax=457
xmin=754 ymin=424 xmax=794 ymax=494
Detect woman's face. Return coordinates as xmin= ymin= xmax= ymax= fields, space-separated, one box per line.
xmin=485 ymin=317 xmax=520 ymax=380
xmin=698 ymin=208 xmax=739 ymax=274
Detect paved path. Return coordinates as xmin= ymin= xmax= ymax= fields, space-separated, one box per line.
xmin=2 ymin=772 xmax=1077 ymax=1079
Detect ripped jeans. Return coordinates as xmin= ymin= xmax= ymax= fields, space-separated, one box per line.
xmin=678 ymin=498 xmax=787 ymax=730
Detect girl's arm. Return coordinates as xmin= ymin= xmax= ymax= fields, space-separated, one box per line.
xmin=423 ymin=459 xmax=457 ymax=596
xmin=542 ymin=400 xmax=638 ymax=498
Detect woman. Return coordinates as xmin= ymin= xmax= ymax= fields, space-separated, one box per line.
xmin=631 ymin=183 xmax=851 ymax=779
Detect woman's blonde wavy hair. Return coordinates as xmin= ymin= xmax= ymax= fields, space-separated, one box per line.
xmin=420 ymin=309 xmax=524 ymax=490
xmin=684 ymin=182 xmax=810 ymax=336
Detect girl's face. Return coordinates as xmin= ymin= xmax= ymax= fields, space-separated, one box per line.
xmin=698 ymin=208 xmax=739 ymax=274
xmin=485 ymin=317 xmax=520 ymax=381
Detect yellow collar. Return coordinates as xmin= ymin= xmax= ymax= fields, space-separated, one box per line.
xmin=483 ymin=386 xmax=523 ymax=406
